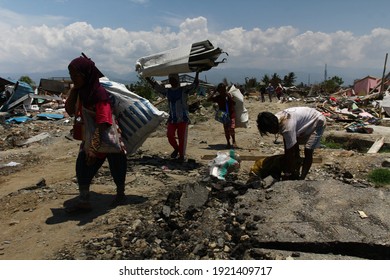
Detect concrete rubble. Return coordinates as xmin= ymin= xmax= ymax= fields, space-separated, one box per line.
xmin=1 ymin=79 xmax=390 ymax=260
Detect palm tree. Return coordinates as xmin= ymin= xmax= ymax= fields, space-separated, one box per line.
xmin=270 ymin=73 xmax=282 ymax=87
xmin=283 ymin=72 xmax=296 ymax=87
xmin=261 ymin=74 xmax=270 ymax=86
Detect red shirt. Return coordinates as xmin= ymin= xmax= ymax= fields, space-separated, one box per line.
xmin=95 ymin=101 xmax=113 ymax=125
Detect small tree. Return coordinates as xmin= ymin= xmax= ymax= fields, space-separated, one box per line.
xmin=19 ymin=75 xmax=35 ymax=87
xmin=244 ymin=77 xmax=257 ymax=91
xmin=321 ymin=76 xmax=344 ymax=93
xmin=128 ymin=75 xmax=158 ymax=101
xmin=283 ymin=72 xmax=296 ymax=87
xmin=261 ymin=74 xmax=270 ymax=86
xmin=270 ymin=73 xmax=282 ymax=87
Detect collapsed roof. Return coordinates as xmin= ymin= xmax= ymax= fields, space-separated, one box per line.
xmin=0 ymin=81 xmax=34 ymax=112
xmin=135 ymin=40 xmax=228 ymax=77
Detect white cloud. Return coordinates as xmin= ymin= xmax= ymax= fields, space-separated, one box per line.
xmin=130 ymin=0 xmax=149 ymax=4
xmin=0 ymin=14 xmax=389 ymax=83
xmin=0 ymin=8 xmax=68 ymax=29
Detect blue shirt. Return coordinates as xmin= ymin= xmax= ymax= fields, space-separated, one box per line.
xmin=152 ymin=82 xmax=198 ymax=123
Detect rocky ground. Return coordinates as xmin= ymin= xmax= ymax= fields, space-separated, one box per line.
xmin=0 ymin=95 xmax=389 ymax=260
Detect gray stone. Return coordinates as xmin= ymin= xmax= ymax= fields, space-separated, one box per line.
xmin=179 ymin=182 xmax=210 ymax=211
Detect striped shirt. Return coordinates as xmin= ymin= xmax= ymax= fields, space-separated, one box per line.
xmin=152 ymin=82 xmax=198 ymax=123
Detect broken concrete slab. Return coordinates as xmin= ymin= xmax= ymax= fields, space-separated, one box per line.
xmin=179 ymin=182 xmax=210 ymax=211
xmin=234 ymin=179 xmax=390 ymax=259
xmin=329 ymin=125 xmax=390 ymax=141
xmin=16 ymin=132 xmax=51 ymax=146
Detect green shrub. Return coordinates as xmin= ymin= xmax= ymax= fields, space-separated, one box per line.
xmin=379 ymin=146 xmax=390 ymax=153
xmin=321 ymin=138 xmax=343 ymax=149
xmin=367 ymin=168 xmax=390 ymax=186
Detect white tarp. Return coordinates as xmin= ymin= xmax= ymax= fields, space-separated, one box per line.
xmin=135 ymin=40 xmax=227 ymax=77
xmin=100 ymin=77 xmax=168 ymax=155
xmin=378 ymin=92 xmax=390 ymax=116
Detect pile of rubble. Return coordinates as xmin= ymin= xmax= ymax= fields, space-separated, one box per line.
xmin=51 ymin=151 xmax=389 ymax=260
xmin=0 ymin=115 xmax=71 ymax=151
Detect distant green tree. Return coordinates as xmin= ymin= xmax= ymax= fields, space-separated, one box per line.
xmin=270 ymin=73 xmax=282 ymax=87
xmin=321 ymin=76 xmax=344 ymax=93
xmin=261 ymin=74 xmax=270 ymax=86
xmin=128 ymin=75 xmax=158 ymax=101
xmin=244 ymin=77 xmax=257 ymax=91
xmin=19 ymin=75 xmax=35 ymax=87
xmin=283 ymin=72 xmax=296 ymax=87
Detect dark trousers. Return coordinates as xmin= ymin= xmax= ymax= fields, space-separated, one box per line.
xmin=76 ymin=151 xmax=127 ymax=196
xmin=260 ymin=93 xmax=265 ymax=102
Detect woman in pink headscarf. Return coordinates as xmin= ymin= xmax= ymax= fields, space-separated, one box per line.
xmin=65 ymin=56 xmax=127 ymax=212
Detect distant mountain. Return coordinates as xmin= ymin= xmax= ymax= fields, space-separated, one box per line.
xmin=1 ymin=66 xmax=384 ymax=88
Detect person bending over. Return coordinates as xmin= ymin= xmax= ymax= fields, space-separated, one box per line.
xmin=256 ymin=107 xmax=326 ymax=180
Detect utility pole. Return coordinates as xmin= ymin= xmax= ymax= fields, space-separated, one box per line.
xmin=324 ymin=64 xmax=327 ymax=82
xmin=380 ymin=53 xmax=388 ymax=94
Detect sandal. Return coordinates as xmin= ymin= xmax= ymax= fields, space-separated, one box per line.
xmin=170 ymin=149 xmax=179 ymax=159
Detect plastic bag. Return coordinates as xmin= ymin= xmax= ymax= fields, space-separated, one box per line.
xmin=208 ymin=150 xmax=241 ymax=180
xmin=82 ymin=107 xmax=124 ymax=154
xmin=215 ymin=110 xmax=230 ymax=124
xmin=72 ymin=116 xmax=84 ymax=141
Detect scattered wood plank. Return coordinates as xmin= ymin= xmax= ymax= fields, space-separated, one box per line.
xmin=367 ymin=137 xmax=385 ymax=154
xmin=200 ymin=154 xmax=322 ymax=163
xmin=357 ymin=210 xmax=368 ymax=219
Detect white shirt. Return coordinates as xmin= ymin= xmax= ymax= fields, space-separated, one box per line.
xmin=275 ymin=107 xmax=325 ymax=149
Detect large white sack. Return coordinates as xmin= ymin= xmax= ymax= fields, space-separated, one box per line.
xmin=378 ymin=92 xmax=390 ymax=116
xmin=229 ymin=85 xmax=249 ymax=128
xmin=100 ymin=77 xmax=168 ymax=155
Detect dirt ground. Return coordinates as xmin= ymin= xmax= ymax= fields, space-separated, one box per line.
xmin=0 ymin=95 xmax=389 ymax=260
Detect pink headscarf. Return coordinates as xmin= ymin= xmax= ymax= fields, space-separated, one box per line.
xmin=68 ymin=56 xmax=110 ymax=107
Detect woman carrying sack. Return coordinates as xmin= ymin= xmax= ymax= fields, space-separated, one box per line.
xmin=208 ymin=83 xmax=237 ymax=149
xmin=65 ymin=56 xmax=127 ymax=213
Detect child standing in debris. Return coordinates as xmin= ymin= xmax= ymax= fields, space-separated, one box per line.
xmin=207 ymin=83 xmax=237 ymax=149
xmin=64 ymin=56 xmax=127 ymax=212
xmin=146 ymin=72 xmax=199 ymax=162
xmin=256 ymin=107 xmax=326 ymax=180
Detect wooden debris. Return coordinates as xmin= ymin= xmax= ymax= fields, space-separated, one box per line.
xmin=367 ymin=137 xmax=385 ymax=154
xmin=358 ymin=210 xmax=368 ymax=219
xmin=201 ymin=154 xmax=322 ymax=163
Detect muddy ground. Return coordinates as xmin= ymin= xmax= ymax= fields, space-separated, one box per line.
xmin=0 ymin=95 xmax=389 ymax=260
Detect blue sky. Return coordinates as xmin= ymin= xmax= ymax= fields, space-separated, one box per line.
xmin=0 ymin=0 xmax=389 ymax=85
